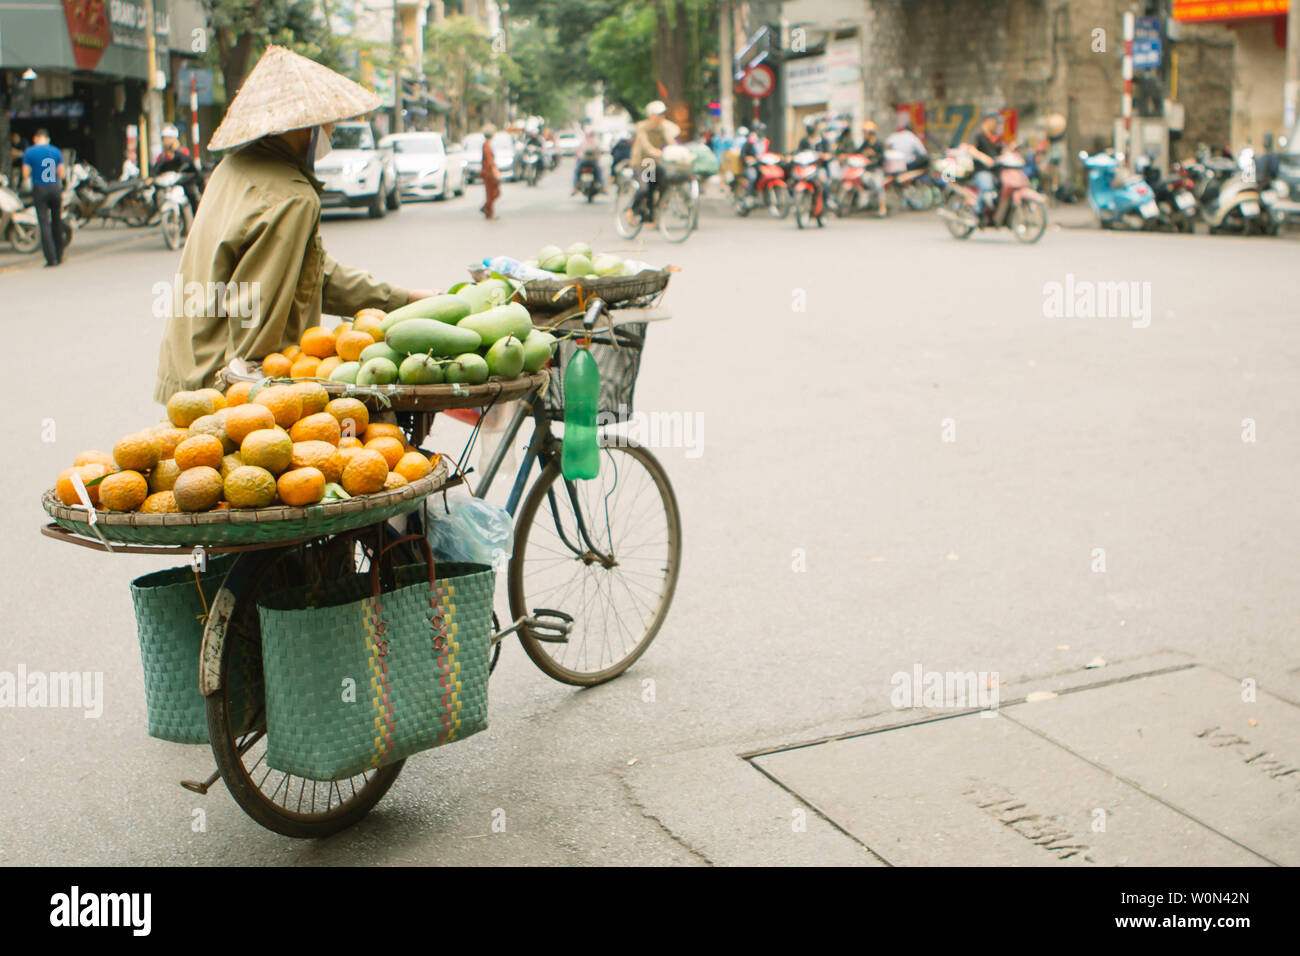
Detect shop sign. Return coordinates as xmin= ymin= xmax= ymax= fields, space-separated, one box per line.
xmin=1173 ymin=0 xmax=1288 ymax=20
xmin=61 ymin=0 xmax=114 ymax=70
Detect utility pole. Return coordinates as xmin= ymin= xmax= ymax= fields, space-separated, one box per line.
xmin=718 ymin=0 xmax=735 ymax=134
xmin=1285 ymin=0 xmax=1299 ymax=132
xmin=143 ymin=0 xmax=165 ymax=169
xmin=393 ymin=0 xmax=404 ymax=134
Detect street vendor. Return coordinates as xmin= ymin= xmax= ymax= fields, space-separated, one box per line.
xmin=153 ymin=45 xmax=433 ymax=402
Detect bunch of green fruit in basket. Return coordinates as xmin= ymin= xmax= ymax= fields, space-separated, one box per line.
xmin=525 ymin=241 xmax=638 ymax=279
xmin=328 ymin=276 xmax=557 ymax=387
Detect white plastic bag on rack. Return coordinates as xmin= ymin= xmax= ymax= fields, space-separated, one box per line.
xmin=425 ymin=493 xmax=515 ymax=571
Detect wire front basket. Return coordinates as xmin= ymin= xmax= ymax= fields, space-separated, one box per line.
xmin=545 ymin=322 xmax=647 ymax=423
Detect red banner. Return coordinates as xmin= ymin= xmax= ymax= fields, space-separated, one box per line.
xmin=61 ymin=0 xmax=113 ymax=70
xmin=1173 ymin=0 xmax=1289 ymax=21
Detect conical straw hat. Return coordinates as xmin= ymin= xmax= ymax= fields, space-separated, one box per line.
xmin=209 ymin=45 xmax=382 ymax=151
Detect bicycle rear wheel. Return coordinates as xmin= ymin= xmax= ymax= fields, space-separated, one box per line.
xmin=614 ymin=180 xmax=644 ymax=239
xmin=508 ymin=440 xmax=681 ymax=686
xmin=204 ymin=539 xmax=404 ymax=837
xmin=658 ymin=183 xmax=695 ymax=243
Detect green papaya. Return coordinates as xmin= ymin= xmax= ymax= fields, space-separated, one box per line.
xmin=380 ymin=294 xmax=474 ymax=332
xmin=386 ymin=318 xmax=482 ymax=357
xmin=457 ymin=302 xmax=532 ymax=346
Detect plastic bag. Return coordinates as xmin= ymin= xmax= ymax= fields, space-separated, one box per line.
xmin=425 ymin=494 xmax=514 ymax=570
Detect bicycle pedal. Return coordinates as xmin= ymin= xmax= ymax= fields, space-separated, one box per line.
xmin=526 ymin=608 xmax=574 ymax=643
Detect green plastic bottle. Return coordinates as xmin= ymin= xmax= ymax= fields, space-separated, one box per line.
xmin=561 ymin=346 xmax=600 ymax=480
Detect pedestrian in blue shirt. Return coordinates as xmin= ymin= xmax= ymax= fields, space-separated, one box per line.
xmin=22 ymin=129 xmax=66 ymax=266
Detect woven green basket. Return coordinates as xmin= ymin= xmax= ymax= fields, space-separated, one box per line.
xmin=130 ymin=556 xmax=262 ymax=743
xmin=256 ymin=543 xmax=493 ymax=781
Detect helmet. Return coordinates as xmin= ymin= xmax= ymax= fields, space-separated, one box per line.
xmin=804 ymin=117 xmax=819 ymax=131
xmin=646 ymin=100 xmax=667 ymax=117
xmin=161 ymin=124 xmax=179 ymax=140
xmin=737 ymin=126 xmax=749 ymax=138
xmin=861 ymin=120 xmax=877 ymax=133
xmin=1045 ymin=113 xmax=1066 ymax=138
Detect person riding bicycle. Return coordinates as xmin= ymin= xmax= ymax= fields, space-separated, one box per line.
xmin=630 ymin=100 xmax=680 ymax=221
xmin=966 ymin=111 xmax=1002 ymax=216
xmin=572 ymin=127 xmax=604 ymax=194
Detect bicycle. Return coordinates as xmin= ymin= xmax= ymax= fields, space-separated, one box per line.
xmin=614 ymin=164 xmax=699 ymax=243
xmin=43 ymin=298 xmax=681 ymax=838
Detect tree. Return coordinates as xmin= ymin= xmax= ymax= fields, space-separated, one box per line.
xmin=200 ymin=0 xmax=347 ymax=103
xmin=424 ymin=16 xmax=499 ymax=140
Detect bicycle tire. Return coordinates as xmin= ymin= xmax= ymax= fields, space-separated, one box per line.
xmin=614 ymin=181 xmax=643 ymax=239
xmin=205 ymin=543 xmax=404 ymax=838
xmin=658 ymin=184 xmax=694 ymax=243
xmin=508 ymin=440 xmax=681 ymax=687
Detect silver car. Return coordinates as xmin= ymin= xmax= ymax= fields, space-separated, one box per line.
xmin=380 ymin=132 xmax=466 ymax=201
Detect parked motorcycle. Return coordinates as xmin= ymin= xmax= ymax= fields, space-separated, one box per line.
xmin=732 ymin=151 xmax=791 ymax=218
xmin=833 ymin=153 xmax=885 ymax=217
xmin=791 ymin=150 xmax=829 ymax=229
xmin=1137 ymin=158 xmax=1199 ymax=233
xmin=1080 ymin=150 xmax=1160 ymax=229
xmin=66 ymin=163 xmax=156 ymax=228
xmin=0 ymin=175 xmax=76 ymax=254
xmin=938 ymin=146 xmax=1048 ymax=243
xmin=1188 ymin=155 xmax=1276 ymax=235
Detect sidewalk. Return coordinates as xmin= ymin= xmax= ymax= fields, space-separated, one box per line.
xmin=0 ymin=221 xmax=158 ymax=274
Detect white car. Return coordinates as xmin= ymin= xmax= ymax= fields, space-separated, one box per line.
xmin=556 ymin=131 xmax=582 ymax=156
xmin=380 ymin=132 xmax=466 ymax=201
xmin=315 ymin=122 xmax=400 ymax=218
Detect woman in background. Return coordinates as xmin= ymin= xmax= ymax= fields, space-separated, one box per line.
xmin=480 ymin=123 xmax=500 ymax=220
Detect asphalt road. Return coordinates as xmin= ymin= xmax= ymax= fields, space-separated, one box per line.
xmin=3 ymin=163 xmax=1299 ymax=865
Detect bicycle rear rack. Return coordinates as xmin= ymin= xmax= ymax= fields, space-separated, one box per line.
xmin=491 ymin=608 xmax=574 ymax=645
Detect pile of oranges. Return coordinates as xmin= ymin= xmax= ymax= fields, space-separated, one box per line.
xmin=259 ymin=309 xmax=387 ymax=380
xmin=54 ymin=379 xmax=440 ymax=515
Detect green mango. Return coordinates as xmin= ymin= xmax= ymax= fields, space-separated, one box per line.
xmin=398 ymin=353 xmax=444 ymax=385
xmin=537 ymin=244 xmax=563 ymax=263
xmin=329 ymin=361 xmax=360 ymax=384
xmin=485 ymin=336 xmax=526 ymax=379
xmin=360 ymin=341 xmax=406 ymax=364
xmin=442 ymin=352 xmax=489 ymax=385
xmin=566 ymin=241 xmax=592 ymax=258
xmin=565 ymin=254 xmax=592 ymax=277
xmin=356 ymin=357 xmax=398 ymax=386
xmin=457 ymin=283 xmax=495 ymax=313
xmin=476 ymin=278 xmax=513 ymax=307
xmin=521 ymin=329 xmax=557 ymax=372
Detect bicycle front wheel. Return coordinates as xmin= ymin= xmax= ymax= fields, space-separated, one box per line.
xmin=508 ymin=440 xmax=682 ymax=686
xmin=658 ymin=184 xmax=695 ymax=243
xmin=614 ymin=180 xmax=644 ymax=239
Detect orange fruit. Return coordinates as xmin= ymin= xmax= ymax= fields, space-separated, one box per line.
xmin=241 ymin=428 xmax=293 ymax=475
xmin=172 ymin=466 xmax=224 ymax=511
xmin=277 ymin=467 xmax=326 ymax=506
xmin=219 ymin=453 xmax=244 ymax=479
xmin=355 ymin=307 xmax=386 ymax=322
xmin=253 ymin=385 xmax=304 ymax=429
xmin=289 ymin=411 xmax=342 ymax=445
xmin=317 ymin=356 xmax=343 ymax=379
xmin=335 ymin=329 xmax=375 ymax=362
xmin=223 ymin=465 xmax=278 ymax=508
xmin=291 ymin=382 xmax=331 ymax=417
xmin=149 ymin=459 xmax=182 ymax=493
xmin=383 ymin=472 xmax=409 ymax=490
xmin=364 ymin=436 xmax=405 ymax=470
xmin=352 ymin=315 xmax=385 ymax=342
xmin=341 ymin=449 xmax=388 ymax=495
xmin=140 ymin=491 xmax=179 ymax=514
xmin=338 ymin=436 xmax=363 ymax=450
xmin=152 ymin=427 xmax=190 ymax=459
xmin=282 ymin=344 xmax=302 ymax=362
xmin=73 ymin=450 xmax=116 ymax=471
xmin=290 ymin=355 xmax=321 ymax=379
xmin=325 ymin=398 xmax=369 ymax=440
xmin=225 ymin=404 xmax=276 ymax=444
xmin=165 ymin=390 xmax=216 ymax=428
xmin=56 ymin=464 xmax=111 ymax=506
xmin=98 ymin=470 xmax=149 ymax=511
xmin=261 ymin=353 xmax=292 ymax=378
xmin=291 ymin=441 xmax=343 ymax=483
xmin=225 ymin=381 xmax=254 ymax=406
xmin=335 ymin=321 xmax=354 ymax=336
xmin=300 ymin=326 xmax=337 ymax=359
xmin=187 ymin=413 xmax=236 ymax=454
xmin=114 ymin=431 xmax=161 ymax=472
xmin=394 ymin=451 xmax=432 ymax=483
xmin=174 ymin=434 xmax=225 ymax=471
xmin=198 ymin=388 xmax=228 ymax=412
xmin=362 ymin=422 xmax=405 ymax=444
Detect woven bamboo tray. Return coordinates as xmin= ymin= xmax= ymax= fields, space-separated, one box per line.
xmin=41 ymin=459 xmax=448 ymax=548
xmin=468 ymin=266 xmax=671 ymax=314
xmin=220 ymin=367 xmax=548 ymax=412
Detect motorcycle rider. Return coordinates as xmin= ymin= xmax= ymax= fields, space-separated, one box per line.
xmin=796 ymin=117 xmax=831 ymax=154
xmin=151 ymin=124 xmax=202 ymax=213
xmin=886 ymin=116 xmax=930 ymax=173
xmin=519 ymin=120 xmax=545 ymax=181
xmin=630 ymin=99 xmax=680 ymax=221
xmin=737 ymin=126 xmax=761 ymax=193
xmin=853 ymin=120 xmax=887 ymax=217
xmin=572 ymin=126 xmax=604 ymax=195
xmin=966 ymin=110 xmax=1002 ymax=217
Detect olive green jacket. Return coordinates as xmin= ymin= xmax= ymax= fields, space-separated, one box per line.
xmin=153 ymin=137 xmax=409 ymax=402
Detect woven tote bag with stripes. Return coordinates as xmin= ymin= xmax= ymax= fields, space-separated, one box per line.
xmin=257 ymin=534 xmax=493 ymax=781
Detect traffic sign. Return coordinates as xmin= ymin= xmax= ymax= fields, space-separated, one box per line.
xmin=740 ymin=64 xmax=775 ymax=100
